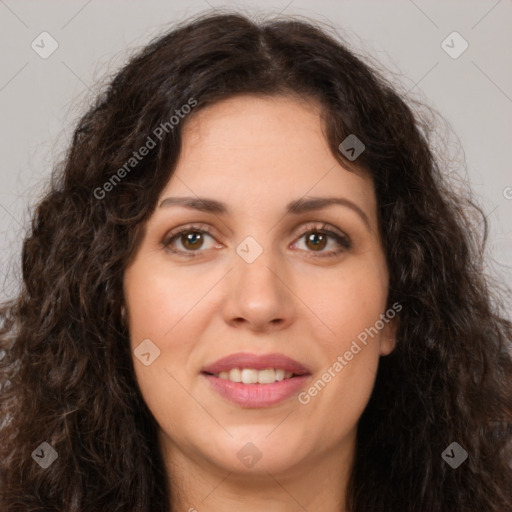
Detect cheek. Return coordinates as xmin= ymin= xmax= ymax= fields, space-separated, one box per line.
xmin=124 ymin=265 xmax=199 ymax=435
xmin=294 ymin=256 xmax=388 ymax=415
xmin=297 ymin=259 xmax=388 ymax=348
xmin=297 ymin=273 xmax=386 ymax=438
xmin=124 ymin=260 xmax=215 ymax=404
xmin=124 ymin=258 xmax=215 ymax=341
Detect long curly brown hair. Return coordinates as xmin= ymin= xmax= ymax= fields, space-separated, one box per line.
xmin=1 ymin=10 xmax=511 ymax=512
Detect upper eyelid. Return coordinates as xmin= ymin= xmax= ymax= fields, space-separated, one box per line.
xmin=163 ymin=223 xmax=214 ymax=239
xmin=291 ymin=221 xmax=347 ymax=238
xmin=163 ymin=221 xmax=347 ymax=239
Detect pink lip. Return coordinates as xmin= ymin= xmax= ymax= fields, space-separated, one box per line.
xmin=201 ymin=352 xmax=311 ymax=375
xmin=201 ymin=352 xmax=311 ymax=408
xmin=203 ymin=374 xmax=311 ymax=408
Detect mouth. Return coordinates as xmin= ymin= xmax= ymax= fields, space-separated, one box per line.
xmin=201 ymin=353 xmax=311 ymax=408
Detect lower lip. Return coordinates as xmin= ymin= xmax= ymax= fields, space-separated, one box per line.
xmin=203 ymin=373 xmax=310 ymax=408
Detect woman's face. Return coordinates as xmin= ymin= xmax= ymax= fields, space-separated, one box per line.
xmin=124 ymin=94 xmax=395 ymax=479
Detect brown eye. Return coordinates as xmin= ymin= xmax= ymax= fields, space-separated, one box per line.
xmin=181 ymin=232 xmax=204 ymax=250
xmin=162 ymin=226 xmax=219 ymax=256
xmin=292 ymin=226 xmax=351 ymax=258
xmin=305 ymin=232 xmax=328 ymax=251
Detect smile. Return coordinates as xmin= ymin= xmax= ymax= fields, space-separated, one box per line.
xmin=201 ymin=352 xmax=312 ymax=407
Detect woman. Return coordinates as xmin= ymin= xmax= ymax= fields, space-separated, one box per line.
xmin=1 ymin=11 xmax=511 ymax=512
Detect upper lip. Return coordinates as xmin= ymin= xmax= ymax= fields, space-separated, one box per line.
xmin=202 ymin=352 xmax=311 ymax=376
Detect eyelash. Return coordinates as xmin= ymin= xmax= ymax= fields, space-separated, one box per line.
xmin=161 ymin=222 xmax=352 ymax=259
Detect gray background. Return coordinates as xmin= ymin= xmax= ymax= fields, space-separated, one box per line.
xmin=1 ymin=0 xmax=511 ymax=310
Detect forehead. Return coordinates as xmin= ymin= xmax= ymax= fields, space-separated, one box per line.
xmin=161 ymin=94 xmax=375 ymax=217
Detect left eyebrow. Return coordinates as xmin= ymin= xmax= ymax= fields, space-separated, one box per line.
xmin=158 ymin=195 xmax=371 ymax=230
xmin=286 ymin=197 xmax=371 ymax=230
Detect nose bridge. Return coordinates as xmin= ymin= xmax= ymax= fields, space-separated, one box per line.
xmin=234 ymin=235 xmax=283 ymax=300
xmin=222 ymin=234 xmax=294 ymax=330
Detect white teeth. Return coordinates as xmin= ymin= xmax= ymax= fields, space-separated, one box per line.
xmin=241 ymin=368 xmax=258 ymax=384
xmin=257 ymin=369 xmax=276 ymax=384
xmin=228 ymin=368 xmax=242 ymax=382
xmin=214 ymin=368 xmax=295 ymax=384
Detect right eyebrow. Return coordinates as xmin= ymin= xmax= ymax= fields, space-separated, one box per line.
xmin=158 ymin=196 xmax=228 ymax=214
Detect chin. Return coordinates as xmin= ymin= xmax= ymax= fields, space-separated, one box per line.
xmin=199 ymin=432 xmax=311 ymax=476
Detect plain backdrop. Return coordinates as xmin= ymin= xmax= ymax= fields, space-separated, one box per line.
xmin=1 ymin=0 xmax=511 ymax=310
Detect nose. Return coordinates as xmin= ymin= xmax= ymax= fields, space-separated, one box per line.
xmin=221 ymin=247 xmax=296 ymax=333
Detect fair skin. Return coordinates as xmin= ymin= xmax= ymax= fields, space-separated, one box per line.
xmin=124 ymin=94 xmax=396 ymax=512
